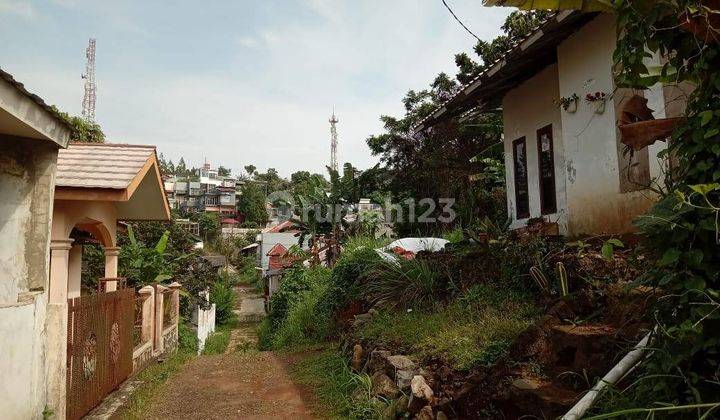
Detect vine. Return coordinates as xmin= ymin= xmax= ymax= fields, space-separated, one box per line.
xmin=611 ymin=0 xmax=720 ymax=413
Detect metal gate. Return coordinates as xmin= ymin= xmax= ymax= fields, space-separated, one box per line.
xmin=66 ymin=288 xmax=135 ymax=420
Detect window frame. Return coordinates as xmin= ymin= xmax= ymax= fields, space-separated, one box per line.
xmin=536 ymin=124 xmax=558 ymax=215
xmin=512 ymin=136 xmax=530 ymax=219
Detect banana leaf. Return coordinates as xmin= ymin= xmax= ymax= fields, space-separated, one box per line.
xmin=482 ymin=0 xmax=614 ymax=12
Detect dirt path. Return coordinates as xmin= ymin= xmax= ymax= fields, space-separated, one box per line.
xmin=143 ymin=284 xmax=316 ymax=419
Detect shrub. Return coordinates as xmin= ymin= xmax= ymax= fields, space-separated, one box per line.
xmin=178 ymin=318 xmax=198 ymax=353
xmin=211 ymin=278 xmax=236 ymax=325
xmin=267 ymin=266 xmax=330 ymax=330
xmin=359 ymin=285 xmax=538 ymax=371
xmin=316 ymin=236 xmax=385 ymax=317
xmin=271 ymin=277 xmax=331 ymax=349
xmin=366 ymin=258 xmax=445 ymax=310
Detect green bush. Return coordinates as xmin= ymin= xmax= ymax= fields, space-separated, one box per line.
xmin=366 ymin=258 xmax=445 ymax=310
xmin=210 ymin=278 xmax=236 ymax=326
xmin=267 ymin=266 xmax=330 ymax=329
xmin=178 ymin=318 xmax=198 ymax=353
xmin=271 ymin=277 xmax=331 ymax=349
xmin=359 ymin=286 xmax=538 ymax=371
xmin=202 ymin=328 xmax=230 ymax=355
xmin=316 ymin=237 xmax=384 ymax=317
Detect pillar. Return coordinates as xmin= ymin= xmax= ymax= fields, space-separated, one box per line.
xmin=46 ymin=238 xmax=74 ymax=419
xmin=138 ymin=285 xmax=155 ymax=345
xmin=168 ymin=282 xmax=181 ymax=327
xmin=103 ymin=246 xmax=121 ymax=292
xmin=153 ymin=284 xmax=167 ymax=355
xmin=67 ymin=244 xmax=82 ymax=299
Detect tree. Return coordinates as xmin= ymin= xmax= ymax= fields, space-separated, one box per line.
xmin=290 ymin=170 xmax=328 ymax=197
xmin=237 ymin=182 xmax=269 ymax=226
xmin=244 ymin=165 xmax=257 ymax=177
xmin=254 ymin=168 xmax=290 ymax=193
xmin=176 ymin=158 xmax=188 ymax=177
xmin=193 ymin=212 xmax=220 ymax=242
xmin=218 ymin=166 xmax=231 ymax=177
xmin=51 ymin=107 xmax=105 ymax=143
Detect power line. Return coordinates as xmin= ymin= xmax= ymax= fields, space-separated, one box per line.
xmin=441 ymin=0 xmax=481 ymax=42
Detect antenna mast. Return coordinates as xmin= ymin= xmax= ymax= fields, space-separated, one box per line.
xmin=329 ymin=109 xmax=339 ymax=172
xmin=81 ymin=38 xmax=96 ymax=122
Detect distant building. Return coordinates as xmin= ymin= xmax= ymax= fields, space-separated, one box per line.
xmin=163 ymin=161 xmax=238 ymax=218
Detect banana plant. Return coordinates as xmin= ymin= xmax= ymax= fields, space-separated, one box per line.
xmin=120 ymin=225 xmax=177 ymax=286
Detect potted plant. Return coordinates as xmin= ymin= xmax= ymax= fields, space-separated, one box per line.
xmin=586 ymin=91 xmax=607 ymax=114
xmin=555 ymin=93 xmax=579 ymax=113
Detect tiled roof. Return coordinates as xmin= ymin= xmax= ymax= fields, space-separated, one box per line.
xmin=415 ymin=10 xmax=595 ymax=131
xmin=267 ymin=220 xmax=297 ymax=233
xmin=266 ymin=243 xmax=288 ymax=257
xmin=56 ymin=143 xmax=155 ymax=189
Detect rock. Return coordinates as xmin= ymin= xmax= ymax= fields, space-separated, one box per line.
xmin=408 ymin=375 xmax=434 ymax=412
xmin=415 ymin=405 xmax=434 ymax=420
xmin=383 ymin=395 xmax=409 ymax=420
xmin=436 ymin=411 xmax=448 ymax=420
xmin=371 ymin=371 xmax=400 ymax=399
xmin=352 ymin=344 xmax=363 ymax=372
xmin=512 ymin=377 xmax=541 ymax=391
xmin=365 ymin=349 xmax=391 ymax=373
xmin=387 ymin=355 xmax=416 ymax=371
xmin=396 ymin=368 xmax=416 ymax=390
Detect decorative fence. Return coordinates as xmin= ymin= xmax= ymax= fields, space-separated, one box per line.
xmin=193 ymin=290 xmax=216 ymax=354
xmin=66 ymin=288 xmax=134 ymax=420
xmin=132 ymin=283 xmax=181 ymax=374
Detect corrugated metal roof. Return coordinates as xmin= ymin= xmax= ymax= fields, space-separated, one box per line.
xmin=56 ymin=143 xmax=155 ymax=189
xmin=0 ymin=67 xmax=73 ymax=131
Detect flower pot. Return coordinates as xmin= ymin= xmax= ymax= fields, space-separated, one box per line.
xmin=593 ymin=99 xmax=606 ymax=115
xmin=565 ymin=99 xmax=578 ymax=114
xmin=619 ymin=117 xmax=686 ymax=151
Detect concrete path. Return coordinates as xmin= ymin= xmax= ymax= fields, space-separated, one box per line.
xmin=142 ymin=283 xmax=316 ymax=419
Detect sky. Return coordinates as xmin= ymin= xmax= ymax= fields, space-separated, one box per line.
xmin=0 ymin=0 xmax=512 ymax=177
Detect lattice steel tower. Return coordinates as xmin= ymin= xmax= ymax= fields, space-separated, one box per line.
xmin=329 ymin=110 xmax=339 ymax=172
xmin=81 ymin=38 xmax=97 ymax=122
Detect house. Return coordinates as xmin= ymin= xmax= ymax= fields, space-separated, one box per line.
xmin=0 ymin=68 xmax=71 ymax=420
xmin=48 ymin=142 xmax=172 ymax=418
xmin=258 ymin=220 xmax=308 ymax=273
xmin=418 ymin=11 xmax=691 ymax=236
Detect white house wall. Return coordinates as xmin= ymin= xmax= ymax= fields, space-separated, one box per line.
xmin=503 ymin=63 xmax=568 ymax=233
xmin=556 ymin=14 xmax=663 ymax=235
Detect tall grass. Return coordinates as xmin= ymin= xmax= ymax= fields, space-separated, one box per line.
xmin=288 ymin=345 xmax=387 ymax=419
xmin=366 ymin=259 xmax=444 ymax=310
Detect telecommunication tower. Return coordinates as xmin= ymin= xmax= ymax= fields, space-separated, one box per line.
xmin=329 ymin=110 xmax=339 ymax=172
xmin=81 ymin=38 xmax=97 ymax=122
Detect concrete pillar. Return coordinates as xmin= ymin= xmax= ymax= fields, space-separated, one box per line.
xmin=168 ymin=282 xmax=181 ymax=326
xmin=153 ymin=284 xmax=167 ymax=355
xmin=46 ymin=238 xmax=73 ymax=420
xmin=138 ymin=285 xmax=155 ymax=345
xmin=103 ymin=246 xmax=121 ymax=292
xmin=67 ymin=244 xmax=82 ymax=299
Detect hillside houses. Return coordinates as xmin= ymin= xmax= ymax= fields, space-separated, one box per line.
xmin=164 ymin=161 xmax=238 ymax=217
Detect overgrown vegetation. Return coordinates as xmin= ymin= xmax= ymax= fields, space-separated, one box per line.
xmin=577 ymin=1 xmax=720 ymax=416
xmin=287 ymin=345 xmax=387 ymax=419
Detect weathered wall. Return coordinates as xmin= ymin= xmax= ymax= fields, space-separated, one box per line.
xmin=556 ymin=14 xmax=663 ymax=236
xmin=502 ymin=64 xmax=567 ymax=232
xmin=0 ymin=137 xmax=57 ymax=419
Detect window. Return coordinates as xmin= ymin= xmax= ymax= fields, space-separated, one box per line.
xmin=512 ymin=137 xmax=530 ymax=219
xmin=537 ymin=125 xmax=557 ymax=215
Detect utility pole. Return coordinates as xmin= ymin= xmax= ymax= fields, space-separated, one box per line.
xmin=329 ymin=109 xmax=339 ymax=172
xmin=81 ymin=38 xmax=96 ymax=122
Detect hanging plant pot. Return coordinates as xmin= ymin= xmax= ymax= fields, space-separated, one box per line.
xmin=593 ymin=99 xmax=607 ymax=115
xmin=680 ymin=0 xmax=720 ymax=44
xmin=565 ymin=98 xmax=578 ymax=113
xmin=619 ymin=117 xmax=686 ymax=151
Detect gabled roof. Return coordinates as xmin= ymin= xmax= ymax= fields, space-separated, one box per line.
xmin=266 ymin=220 xmax=298 ymax=233
xmin=0 ymin=67 xmax=72 ymax=147
xmin=266 ymin=243 xmax=288 ymax=257
xmin=416 ymin=10 xmax=597 ymax=130
xmin=55 ymin=143 xmax=171 ymax=221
